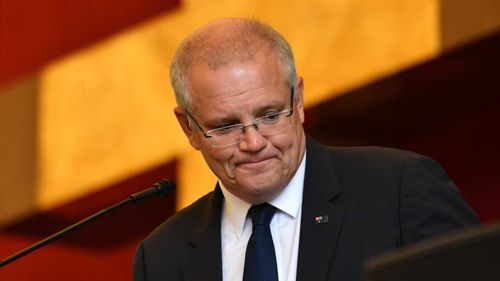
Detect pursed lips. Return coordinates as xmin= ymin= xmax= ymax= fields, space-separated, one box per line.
xmin=235 ymin=157 xmax=274 ymax=168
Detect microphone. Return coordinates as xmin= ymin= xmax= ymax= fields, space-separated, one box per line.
xmin=130 ymin=179 xmax=176 ymax=202
xmin=0 ymin=179 xmax=176 ymax=267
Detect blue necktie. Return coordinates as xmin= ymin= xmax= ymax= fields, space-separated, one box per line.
xmin=243 ymin=203 xmax=278 ymax=281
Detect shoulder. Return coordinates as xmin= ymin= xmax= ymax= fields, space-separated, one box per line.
xmin=325 ymin=145 xmax=453 ymax=185
xmin=134 ymin=191 xmax=219 ymax=280
xmin=328 ymin=145 xmax=420 ymax=161
xmin=309 ymin=142 xmax=458 ymax=207
xmin=142 ymin=191 xmax=214 ymax=248
xmin=307 ymin=136 xmax=422 ymax=167
xmin=304 ymin=138 xmax=478 ymax=247
xmin=161 ymin=191 xmax=215 ymax=226
xmin=321 ymin=144 xmax=430 ymax=178
xmin=305 ymin=137 xmax=439 ymax=195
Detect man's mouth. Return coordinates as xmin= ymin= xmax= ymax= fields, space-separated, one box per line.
xmin=237 ymin=157 xmax=274 ymax=169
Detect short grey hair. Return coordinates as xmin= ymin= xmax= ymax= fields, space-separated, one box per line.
xmin=170 ymin=18 xmax=297 ymax=112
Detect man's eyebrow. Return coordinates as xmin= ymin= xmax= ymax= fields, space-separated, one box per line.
xmin=203 ymin=99 xmax=287 ymax=126
xmin=204 ymin=115 xmax=241 ymax=127
xmin=255 ymin=101 xmax=287 ymax=113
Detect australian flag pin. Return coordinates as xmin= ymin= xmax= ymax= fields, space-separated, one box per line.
xmin=314 ymin=215 xmax=329 ymax=224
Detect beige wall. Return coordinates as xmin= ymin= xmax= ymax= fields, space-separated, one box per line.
xmin=1 ymin=0 xmax=500 ymax=225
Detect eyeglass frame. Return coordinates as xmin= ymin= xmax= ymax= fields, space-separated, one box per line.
xmin=184 ymin=87 xmax=295 ymax=145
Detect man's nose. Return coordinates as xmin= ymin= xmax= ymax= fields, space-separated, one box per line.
xmin=239 ymin=125 xmax=267 ymax=151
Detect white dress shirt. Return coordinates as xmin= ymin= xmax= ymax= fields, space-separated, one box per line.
xmin=220 ymin=152 xmax=306 ymax=281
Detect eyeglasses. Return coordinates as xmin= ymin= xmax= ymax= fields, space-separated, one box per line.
xmin=185 ymin=87 xmax=295 ymax=148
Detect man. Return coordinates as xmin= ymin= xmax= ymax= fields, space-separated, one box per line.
xmin=134 ymin=18 xmax=478 ymax=281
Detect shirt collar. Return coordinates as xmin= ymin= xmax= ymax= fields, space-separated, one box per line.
xmin=220 ymin=151 xmax=306 ymax=237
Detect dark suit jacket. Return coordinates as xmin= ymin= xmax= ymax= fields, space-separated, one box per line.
xmin=134 ymin=137 xmax=478 ymax=281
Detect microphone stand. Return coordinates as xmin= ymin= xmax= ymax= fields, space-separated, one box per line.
xmin=0 ymin=179 xmax=175 ymax=267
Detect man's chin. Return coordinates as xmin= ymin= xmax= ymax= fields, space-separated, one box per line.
xmin=241 ymin=178 xmax=284 ymax=196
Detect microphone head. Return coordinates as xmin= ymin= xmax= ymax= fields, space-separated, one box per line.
xmin=129 ymin=179 xmax=176 ymax=202
xmin=155 ymin=179 xmax=176 ymax=197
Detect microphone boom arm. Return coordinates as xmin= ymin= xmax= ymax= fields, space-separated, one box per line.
xmin=0 ymin=179 xmax=175 ymax=267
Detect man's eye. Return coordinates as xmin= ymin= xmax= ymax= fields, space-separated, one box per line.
xmin=212 ymin=125 xmax=239 ymax=136
xmin=260 ymin=112 xmax=281 ymax=123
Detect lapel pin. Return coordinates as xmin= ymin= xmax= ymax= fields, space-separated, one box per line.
xmin=314 ymin=215 xmax=329 ymax=224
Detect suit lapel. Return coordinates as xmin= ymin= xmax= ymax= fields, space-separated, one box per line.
xmin=181 ymin=185 xmax=224 ymax=281
xmin=297 ymin=137 xmax=346 ymax=281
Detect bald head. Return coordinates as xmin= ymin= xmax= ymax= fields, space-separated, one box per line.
xmin=170 ymin=18 xmax=297 ymax=111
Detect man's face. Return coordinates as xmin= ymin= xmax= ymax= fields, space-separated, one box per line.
xmin=175 ymin=50 xmax=306 ymax=204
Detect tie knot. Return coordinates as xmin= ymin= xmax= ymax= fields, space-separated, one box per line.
xmin=248 ymin=203 xmax=276 ymax=227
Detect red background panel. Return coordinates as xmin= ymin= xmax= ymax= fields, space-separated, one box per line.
xmin=0 ymin=0 xmax=180 ymax=85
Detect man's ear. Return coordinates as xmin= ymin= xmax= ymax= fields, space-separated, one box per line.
xmin=295 ymin=77 xmax=305 ymax=124
xmin=174 ymin=107 xmax=201 ymax=150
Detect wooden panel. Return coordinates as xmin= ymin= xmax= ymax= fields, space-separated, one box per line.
xmin=441 ymin=0 xmax=500 ymax=51
xmin=0 ymin=76 xmax=38 ymax=225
